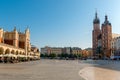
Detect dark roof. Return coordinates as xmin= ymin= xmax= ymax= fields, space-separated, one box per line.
xmin=93 ymin=12 xmax=100 ymax=24
xmin=102 ymin=15 xmax=111 ymax=26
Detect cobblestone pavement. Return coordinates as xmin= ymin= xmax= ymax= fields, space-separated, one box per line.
xmin=0 ymin=59 xmax=94 ymax=80
xmin=1 ymin=59 xmax=119 ymax=80
xmin=79 ymin=66 xmax=120 ymax=80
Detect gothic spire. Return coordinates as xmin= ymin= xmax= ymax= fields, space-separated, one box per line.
xmin=93 ymin=11 xmax=100 ymax=24
xmin=95 ymin=11 xmax=97 ymax=19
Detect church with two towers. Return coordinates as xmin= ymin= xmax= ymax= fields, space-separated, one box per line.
xmin=92 ymin=12 xmax=112 ymax=58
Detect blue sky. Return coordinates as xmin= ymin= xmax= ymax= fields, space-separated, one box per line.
xmin=0 ymin=0 xmax=120 ymax=49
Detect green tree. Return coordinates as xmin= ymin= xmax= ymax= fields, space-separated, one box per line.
xmin=49 ymin=53 xmax=56 ymax=59
xmin=40 ymin=54 xmax=45 ymax=57
xmin=78 ymin=54 xmax=82 ymax=57
xmin=57 ymin=54 xmax=61 ymax=57
xmin=96 ymin=46 xmax=103 ymax=59
xmin=45 ymin=53 xmax=49 ymax=57
xmin=68 ymin=53 xmax=74 ymax=58
xmin=64 ymin=53 xmax=68 ymax=58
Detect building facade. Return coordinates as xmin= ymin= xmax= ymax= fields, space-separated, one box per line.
xmin=41 ymin=46 xmax=62 ymax=55
xmin=92 ymin=12 xmax=112 ymax=58
xmin=31 ymin=45 xmax=40 ymax=59
xmin=41 ymin=46 xmax=52 ymax=54
xmin=0 ymin=27 xmax=40 ymax=62
xmin=0 ymin=27 xmax=30 ymax=51
xmin=111 ymin=36 xmax=120 ymax=59
xmin=72 ymin=47 xmax=82 ymax=54
xmin=41 ymin=46 xmax=81 ymax=55
xmin=62 ymin=47 xmax=72 ymax=54
xmin=41 ymin=46 xmax=93 ymax=58
xmin=50 ymin=48 xmax=62 ymax=54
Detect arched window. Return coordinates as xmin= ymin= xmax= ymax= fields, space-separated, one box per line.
xmin=11 ymin=50 xmax=15 ymax=54
xmin=16 ymin=51 xmax=19 ymax=55
xmin=5 ymin=49 xmax=10 ymax=54
xmin=0 ymin=47 xmax=4 ymax=54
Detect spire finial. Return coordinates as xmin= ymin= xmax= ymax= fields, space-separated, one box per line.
xmin=105 ymin=15 xmax=108 ymax=21
xmin=93 ymin=10 xmax=100 ymax=24
xmin=103 ymin=14 xmax=111 ymax=25
xmin=95 ymin=9 xmax=97 ymax=18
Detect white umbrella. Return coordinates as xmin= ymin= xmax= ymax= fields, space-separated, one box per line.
xmin=17 ymin=54 xmax=26 ymax=57
xmin=0 ymin=54 xmax=3 ymax=57
xmin=3 ymin=54 xmax=16 ymax=57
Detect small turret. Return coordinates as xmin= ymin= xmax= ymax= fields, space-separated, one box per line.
xmin=13 ymin=26 xmax=17 ymax=32
xmin=25 ymin=27 xmax=30 ymax=33
xmin=13 ymin=26 xmax=18 ymax=47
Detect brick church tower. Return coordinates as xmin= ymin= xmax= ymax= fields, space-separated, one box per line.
xmin=101 ymin=15 xmax=112 ymax=57
xmin=92 ymin=12 xmax=101 ymax=56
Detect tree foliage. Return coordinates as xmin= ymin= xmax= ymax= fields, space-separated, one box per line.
xmin=40 ymin=53 xmax=83 ymax=59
